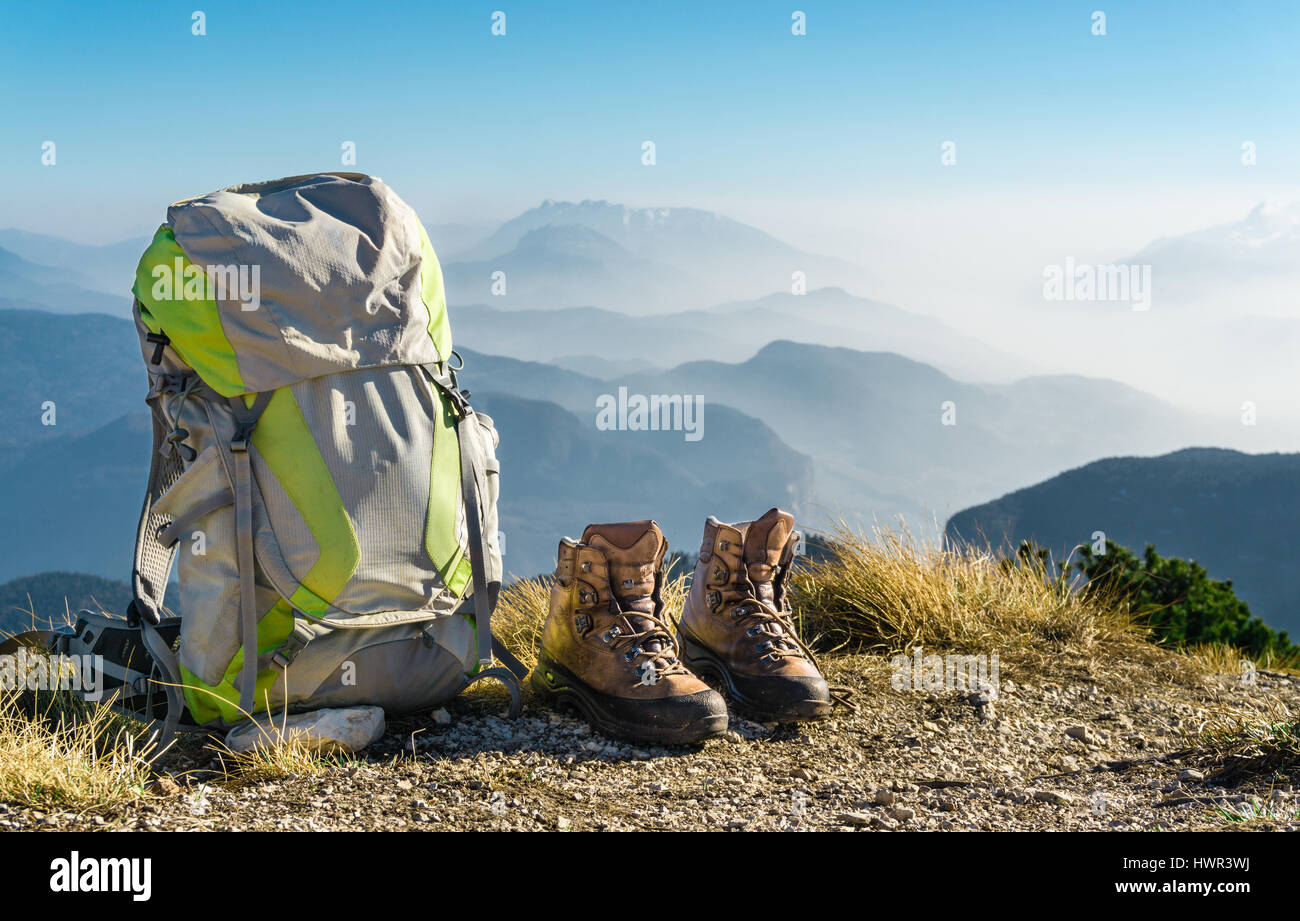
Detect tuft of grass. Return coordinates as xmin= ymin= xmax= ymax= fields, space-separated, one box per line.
xmin=788 ymin=523 xmax=1153 ymax=675
xmin=210 ymin=733 xmax=357 ymax=785
xmin=1179 ymin=641 xmax=1300 ymax=678
xmin=197 ymin=690 xmax=366 ymax=785
xmin=0 ymin=683 xmax=154 ymax=810
xmin=1195 ymin=705 xmax=1300 ymax=784
xmin=491 ymin=574 xmax=553 ymax=673
xmin=1208 ymin=799 xmax=1299 ymax=825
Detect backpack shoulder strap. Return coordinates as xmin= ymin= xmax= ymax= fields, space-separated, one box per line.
xmin=420 ymin=361 xmax=529 ymax=694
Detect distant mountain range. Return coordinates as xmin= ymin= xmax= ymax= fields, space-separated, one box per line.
xmin=0 ymin=308 xmax=1218 ymax=590
xmin=946 ymin=448 xmax=1300 ymax=636
xmin=458 ymin=341 xmax=1218 ymax=535
xmin=445 ymin=199 xmax=874 ymax=311
xmin=0 ymin=247 xmax=128 ymax=315
xmin=454 ymin=287 xmax=1034 ymax=383
xmin=0 ymin=229 xmax=148 ymax=296
xmin=1123 ymin=201 xmax=1300 ymax=317
xmin=476 ymin=391 xmax=811 ymax=576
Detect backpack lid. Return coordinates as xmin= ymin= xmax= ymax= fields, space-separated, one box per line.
xmin=133 ymin=172 xmax=451 ymax=396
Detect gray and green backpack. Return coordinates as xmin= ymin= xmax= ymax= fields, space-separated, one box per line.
xmin=64 ymin=172 xmax=525 ymax=742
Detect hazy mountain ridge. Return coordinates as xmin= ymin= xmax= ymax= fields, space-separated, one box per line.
xmin=454 ymin=287 xmax=1032 ymax=383
xmin=0 ymin=229 xmax=147 ymax=298
xmin=444 ymin=224 xmax=697 ymax=312
xmin=0 ymin=247 xmax=128 ymax=315
xmin=613 ymin=340 xmax=1210 ymax=532
xmin=1121 ymin=200 xmax=1300 ymax=318
xmin=444 ymin=199 xmax=874 ymax=311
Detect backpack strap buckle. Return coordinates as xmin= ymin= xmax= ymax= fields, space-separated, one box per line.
xmin=271 ymin=622 xmax=316 ymax=670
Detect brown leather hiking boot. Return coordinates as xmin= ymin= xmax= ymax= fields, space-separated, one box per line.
xmin=678 ymin=508 xmax=831 ymax=722
xmin=532 ymin=520 xmax=728 ymax=744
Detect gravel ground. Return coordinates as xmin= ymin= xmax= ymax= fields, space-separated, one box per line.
xmin=3 ymin=654 xmax=1298 ymax=832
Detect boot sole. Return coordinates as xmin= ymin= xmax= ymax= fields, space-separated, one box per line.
xmin=531 ymin=652 xmax=729 ymax=745
xmin=678 ymin=628 xmax=832 ymax=723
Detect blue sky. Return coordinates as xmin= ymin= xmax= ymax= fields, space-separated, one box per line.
xmin=2 ymin=0 xmax=1298 ymax=246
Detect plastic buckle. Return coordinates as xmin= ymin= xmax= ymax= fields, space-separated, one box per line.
xmin=230 ymin=425 xmax=254 ymax=453
xmin=272 ymin=624 xmax=313 ymax=670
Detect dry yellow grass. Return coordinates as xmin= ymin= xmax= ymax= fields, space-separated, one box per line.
xmin=0 ymin=685 xmax=154 ymax=809
xmin=788 ymin=523 xmax=1154 ymax=671
xmin=209 ymin=734 xmax=356 ymax=785
xmin=1179 ymin=641 xmax=1299 ymax=677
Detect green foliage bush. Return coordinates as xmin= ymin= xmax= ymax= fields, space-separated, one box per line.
xmin=1016 ymin=539 xmax=1295 ymax=658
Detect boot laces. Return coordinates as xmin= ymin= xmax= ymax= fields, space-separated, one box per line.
xmin=604 ymin=605 xmax=688 ymax=687
xmin=727 ymin=594 xmax=859 ymax=711
xmin=727 ymin=596 xmax=811 ymax=662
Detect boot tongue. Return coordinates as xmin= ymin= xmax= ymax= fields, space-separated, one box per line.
xmin=739 ymin=508 xmax=795 ymax=604
xmin=582 ymin=521 xmax=665 ymax=621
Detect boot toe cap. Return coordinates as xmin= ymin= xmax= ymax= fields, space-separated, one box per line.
xmin=603 ymin=688 xmax=730 ymax=742
xmin=733 ymin=673 xmax=831 ymax=722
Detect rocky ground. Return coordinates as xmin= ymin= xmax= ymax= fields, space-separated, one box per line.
xmin=3 ymin=653 xmax=1298 ymax=832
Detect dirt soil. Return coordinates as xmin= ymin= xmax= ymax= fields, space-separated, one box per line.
xmin=3 ymin=654 xmax=1298 ymax=832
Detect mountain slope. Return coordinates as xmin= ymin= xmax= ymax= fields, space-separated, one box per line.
xmin=945 ymin=448 xmax=1300 ymax=635
xmin=0 ymin=310 xmax=142 ymax=469
xmin=0 ymin=412 xmax=151 ymax=585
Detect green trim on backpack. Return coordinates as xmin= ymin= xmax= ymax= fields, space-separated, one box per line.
xmin=418 ymin=222 xmax=452 ymax=361
xmin=180 ymin=598 xmax=295 ymax=724
xmin=254 ymin=387 xmax=361 ymax=607
xmin=180 ymin=387 xmax=361 ymax=724
xmin=133 ymin=225 xmax=247 ymax=397
xmin=426 ymin=383 xmax=472 ymax=596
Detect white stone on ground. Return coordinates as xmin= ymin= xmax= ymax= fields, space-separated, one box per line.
xmin=225 ymin=706 xmax=386 ymax=755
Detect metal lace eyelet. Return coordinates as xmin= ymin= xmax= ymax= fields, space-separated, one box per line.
xmin=581 ymin=561 xmax=591 ymax=573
